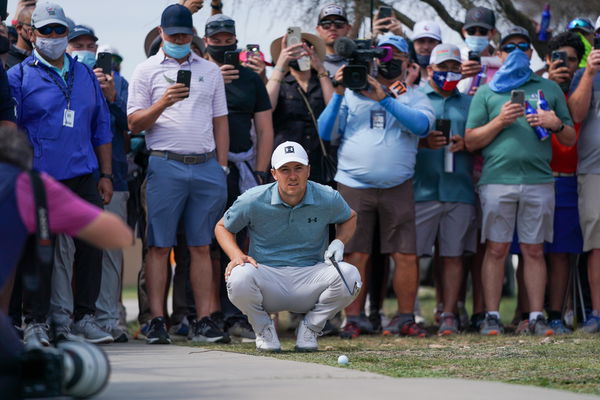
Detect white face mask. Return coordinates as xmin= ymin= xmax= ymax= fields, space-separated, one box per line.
xmin=35 ymin=36 xmax=68 ymax=60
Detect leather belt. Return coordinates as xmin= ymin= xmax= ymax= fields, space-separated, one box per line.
xmin=553 ymin=172 xmax=575 ymax=177
xmin=150 ymin=150 xmax=215 ymax=165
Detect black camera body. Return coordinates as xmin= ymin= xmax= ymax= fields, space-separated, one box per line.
xmin=334 ymin=38 xmax=388 ymax=90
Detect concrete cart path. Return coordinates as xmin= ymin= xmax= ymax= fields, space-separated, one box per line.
xmin=96 ymin=342 xmax=598 ymax=400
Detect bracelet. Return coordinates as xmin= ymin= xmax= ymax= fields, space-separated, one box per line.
xmin=274 ymin=65 xmax=286 ymax=73
xmin=318 ymin=71 xmax=329 ymax=79
xmin=221 ymin=165 xmax=230 ymax=175
xmin=99 ymin=173 xmax=114 ymax=182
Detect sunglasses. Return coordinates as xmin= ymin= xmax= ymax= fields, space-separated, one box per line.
xmin=319 ymin=19 xmax=347 ymax=30
xmin=36 ymin=24 xmax=67 ymax=35
xmin=501 ymin=42 xmax=531 ymax=53
xmin=206 ymin=20 xmax=235 ymax=32
xmin=567 ymin=19 xmax=594 ymax=33
xmin=466 ymin=26 xmax=489 ymax=36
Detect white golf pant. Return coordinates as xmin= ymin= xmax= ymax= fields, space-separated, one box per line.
xmin=227 ymin=262 xmax=361 ymax=334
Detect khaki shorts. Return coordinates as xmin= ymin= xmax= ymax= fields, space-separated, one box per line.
xmin=338 ymin=181 xmax=416 ymax=254
xmin=578 ymin=174 xmax=600 ymax=252
xmin=415 ymin=201 xmax=477 ymax=257
xmin=479 ymin=183 xmax=554 ymax=244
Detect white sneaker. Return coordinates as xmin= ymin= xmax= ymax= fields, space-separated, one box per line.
xmin=255 ymin=320 xmax=280 ymax=352
xmin=295 ymin=319 xmax=319 ymax=352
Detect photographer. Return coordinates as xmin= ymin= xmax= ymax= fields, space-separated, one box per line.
xmin=317 ymin=35 xmax=435 ymax=338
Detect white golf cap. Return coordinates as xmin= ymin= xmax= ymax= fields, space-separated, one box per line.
xmin=411 ymin=20 xmax=442 ymax=42
xmin=271 ymin=141 xmax=309 ymax=169
xmin=430 ymin=43 xmax=462 ymax=65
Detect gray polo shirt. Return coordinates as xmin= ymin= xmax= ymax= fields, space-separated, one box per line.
xmin=224 ymin=181 xmax=351 ymax=267
xmin=571 ymin=69 xmax=600 ymax=174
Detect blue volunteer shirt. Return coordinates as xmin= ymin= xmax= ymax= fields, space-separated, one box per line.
xmin=8 ymin=52 xmax=112 ymax=181
xmin=224 ymin=181 xmax=352 ymax=267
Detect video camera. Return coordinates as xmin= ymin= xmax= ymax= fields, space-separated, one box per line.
xmin=333 ymin=37 xmax=392 ymax=90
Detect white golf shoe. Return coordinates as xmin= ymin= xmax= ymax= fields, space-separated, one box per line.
xmin=295 ymin=319 xmax=319 ymax=352
xmin=255 ymin=320 xmax=280 ymax=352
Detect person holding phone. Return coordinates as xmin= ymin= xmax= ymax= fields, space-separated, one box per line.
xmin=465 ymin=26 xmax=576 ymax=337
xmin=128 ymin=4 xmax=229 ymax=345
xmin=371 ymin=6 xmax=403 ymax=39
xmin=414 ymin=44 xmax=475 ymax=336
xmin=410 ymin=21 xmax=442 ymax=88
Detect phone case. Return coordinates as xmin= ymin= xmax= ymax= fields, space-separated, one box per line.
xmin=287 ymin=27 xmax=310 ymax=71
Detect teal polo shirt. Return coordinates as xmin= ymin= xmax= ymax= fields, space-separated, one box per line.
xmin=224 ymin=181 xmax=352 ymax=267
xmin=414 ymin=83 xmax=474 ymax=205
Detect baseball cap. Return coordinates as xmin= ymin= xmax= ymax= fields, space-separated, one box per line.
xmin=68 ymin=25 xmax=98 ymax=42
xmin=430 ymin=43 xmax=462 ymax=65
xmin=160 ymin=4 xmax=193 ymax=36
xmin=567 ymin=18 xmax=595 ymax=34
xmin=318 ymin=4 xmax=348 ymax=23
xmin=411 ymin=21 xmax=442 ymax=42
xmin=500 ymin=26 xmax=531 ymax=45
xmin=271 ymin=141 xmax=309 ymax=169
xmin=32 ymin=2 xmax=69 ymax=28
xmin=377 ymin=34 xmax=408 ymax=54
xmin=464 ymin=6 xmax=496 ymax=30
xmin=205 ymin=14 xmax=236 ymax=37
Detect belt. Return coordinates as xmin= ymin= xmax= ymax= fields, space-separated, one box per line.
xmin=553 ymin=172 xmax=575 ymax=177
xmin=150 ymin=150 xmax=215 ymax=165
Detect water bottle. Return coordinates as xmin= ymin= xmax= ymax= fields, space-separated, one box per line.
xmin=444 ymin=145 xmax=454 ymax=173
xmin=538 ymin=4 xmax=551 ymax=42
xmin=525 ymin=101 xmax=550 ymax=141
xmin=470 ymin=64 xmax=487 ymax=93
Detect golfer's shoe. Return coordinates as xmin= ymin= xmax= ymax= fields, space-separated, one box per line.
xmin=399 ymin=320 xmax=428 ymax=338
xmin=295 ymin=319 xmax=319 ymax=352
xmin=580 ymin=314 xmax=600 ymax=333
xmin=479 ymin=314 xmax=504 ymax=336
xmin=382 ymin=313 xmax=405 ymax=336
xmin=438 ymin=313 xmax=459 ymax=336
xmin=548 ymin=319 xmax=572 ymax=335
xmin=529 ymin=316 xmax=554 ymax=337
xmin=226 ymin=315 xmax=256 ymax=342
xmin=255 ymin=320 xmax=280 ymax=352
xmin=190 ymin=316 xmax=230 ymax=343
xmin=339 ymin=321 xmax=360 ymax=339
xmin=146 ymin=317 xmax=172 ymax=345
xmin=72 ymin=315 xmax=114 ymax=344
xmin=515 ymin=319 xmax=530 ymax=335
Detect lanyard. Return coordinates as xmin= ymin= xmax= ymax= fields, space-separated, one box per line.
xmin=34 ymin=59 xmax=75 ymax=109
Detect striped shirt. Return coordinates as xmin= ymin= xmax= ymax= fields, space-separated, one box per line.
xmin=127 ymin=49 xmax=228 ymax=154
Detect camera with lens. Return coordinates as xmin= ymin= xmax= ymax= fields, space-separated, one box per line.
xmin=333 ymin=37 xmax=392 ymax=90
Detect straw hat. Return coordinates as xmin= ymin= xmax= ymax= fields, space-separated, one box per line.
xmin=270 ymin=32 xmax=326 ymax=64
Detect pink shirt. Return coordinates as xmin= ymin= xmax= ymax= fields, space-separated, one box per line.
xmin=16 ymin=172 xmax=101 ymax=235
xmin=127 ymin=49 xmax=228 ymax=154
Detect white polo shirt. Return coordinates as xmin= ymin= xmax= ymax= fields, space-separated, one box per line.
xmin=127 ymin=49 xmax=228 ymax=154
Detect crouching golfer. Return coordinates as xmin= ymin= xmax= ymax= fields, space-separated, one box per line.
xmin=215 ymin=141 xmax=360 ymax=352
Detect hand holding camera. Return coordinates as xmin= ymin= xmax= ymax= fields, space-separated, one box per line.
xmin=359 ymin=75 xmax=387 ymax=102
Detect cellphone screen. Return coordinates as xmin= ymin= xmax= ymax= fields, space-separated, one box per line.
xmin=511 ymin=90 xmax=525 ymax=105
xmin=177 ymin=70 xmax=191 ymax=98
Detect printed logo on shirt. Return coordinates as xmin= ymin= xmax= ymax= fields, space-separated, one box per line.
xmin=307 ymin=217 xmax=317 ymax=223
xmin=285 ymin=146 xmax=295 ymax=154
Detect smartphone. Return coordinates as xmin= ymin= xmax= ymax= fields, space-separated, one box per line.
xmin=177 ymin=69 xmax=191 ymax=98
xmin=551 ymin=50 xmax=567 ymax=69
xmin=223 ymin=50 xmax=240 ymax=68
xmin=95 ymin=52 xmax=112 ymax=75
xmin=468 ymin=51 xmax=481 ymax=63
xmin=594 ymin=36 xmax=600 ymax=50
xmin=436 ymin=119 xmax=451 ymax=142
xmin=511 ymin=89 xmax=525 ymax=106
xmin=377 ymin=6 xmax=393 ymax=33
xmin=286 ymin=26 xmax=310 ymax=71
xmin=246 ymin=44 xmax=260 ymax=56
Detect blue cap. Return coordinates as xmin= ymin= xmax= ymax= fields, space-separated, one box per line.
xmin=68 ymin=25 xmax=98 ymax=42
xmin=377 ymin=35 xmax=408 ymax=53
xmin=160 ymin=4 xmax=193 ymax=36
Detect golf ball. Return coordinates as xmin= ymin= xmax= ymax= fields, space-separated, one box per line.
xmin=337 ymin=355 xmax=349 ymax=365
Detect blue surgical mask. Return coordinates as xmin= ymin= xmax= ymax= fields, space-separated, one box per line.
xmin=163 ymin=40 xmax=191 ymax=59
xmin=465 ymin=35 xmax=489 ymax=53
xmin=71 ymin=50 xmax=97 ymax=69
xmin=416 ymin=53 xmax=431 ymax=68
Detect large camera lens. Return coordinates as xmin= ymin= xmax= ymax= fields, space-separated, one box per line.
xmin=59 ymin=341 xmax=110 ymax=398
xmin=343 ymin=65 xmax=368 ymax=90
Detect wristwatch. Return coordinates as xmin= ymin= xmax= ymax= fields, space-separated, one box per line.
xmin=550 ymin=123 xmax=565 ymax=133
xmin=99 ymin=173 xmax=114 ymax=182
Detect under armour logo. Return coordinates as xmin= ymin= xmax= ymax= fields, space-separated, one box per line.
xmin=307 ymin=217 xmax=317 ymax=223
xmin=285 ymin=146 xmax=295 ymax=154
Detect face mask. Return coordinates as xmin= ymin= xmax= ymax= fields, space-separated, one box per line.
xmin=71 ymin=50 xmax=96 ymax=69
xmin=0 ymin=36 xmax=9 ymax=54
xmin=465 ymin=35 xmax=489 ymax=54
xmin=163 ymin=40 xmax=191 ymax=59
xmin=431 ymin=71 xmax=462 ymax=91
xmin=35 ymin=36 xmax=68 ymax=60
xmin=206 ymin=43 xmax=237 ymax=64
xmin=378 ymin=59 xmax=403 ymax=80
xmin=416 ymin=53 xmax=430 ymax=68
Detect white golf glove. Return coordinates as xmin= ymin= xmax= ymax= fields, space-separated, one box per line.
xmin=324 ymin=239 xmax=344 ymax=265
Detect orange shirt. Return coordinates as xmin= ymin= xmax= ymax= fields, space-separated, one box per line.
xmin=550 ymin=93 xmax=579 ymax=173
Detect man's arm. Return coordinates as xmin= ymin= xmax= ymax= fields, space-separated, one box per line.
xmin=568 ymin=50 xmax=600 ymax=123
xmin=335 ymin=209 xmax=357 ymax=244
xmin=128 ymin=83 xmax=189 ymax=133
xmin=213 ymin=115 xmax=229 ymax=166
xmin=215 ymin=217 xmax=257 ymax=280
xmin=253 ymin=109 xmax=274 ymax=174
xmin=95 ymin=142 xmax=113 ymax=205
xmin=465 ymin=101 xmax=523 ymax=152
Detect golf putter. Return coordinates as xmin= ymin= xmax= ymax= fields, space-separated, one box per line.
xmin=329 ymin=256 xmax=354 ymax=295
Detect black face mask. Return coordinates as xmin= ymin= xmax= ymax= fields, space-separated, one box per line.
xmin=206 ymin=43 xmax=237 ymax=64
xmin=288 ymin=60 xmax=301 ymax=71
xmin=0 ymin=36 xmax=10 ymax=54
xmin=378 ymin=59 xmax=403 ymax=80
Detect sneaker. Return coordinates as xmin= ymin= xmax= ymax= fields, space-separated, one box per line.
xmin=357 ymin=313 xmax=375 ymax=334
xmin=169 ymin=316 xmax=190 ymax=338
xmin=529 ymin=316 xmax=554 ymax=336
xmin=339 ymin=321 xmax=360 ymax=339
xmin=146 ymin=317 xmax=171 ymax=344
xmin=515 ymin=319 xmax=530 ymax=335
xmin=438 ymin=313 xmax=459 ymax=336
xmin=190 ymin=316 xmax=230 ymax=343
xmin=382 ymin=314 xmax=406 ymax=336
xmin=295 ymin=319 xmax=319 ymax=352
xmin=399 ymin=320 xmax=428 ymax=338
xmin=134 ymin=321 xmax=150 ymax=340
xmin=24 ymin=323 xmax=50 ymax=347
xmin=72 ymin=315 xmax=114 ymax=344
xmin=548 ymin=319 xmax=572 ymax=335
xmin=209 ymin=311 xmax=226 ymax=332
xmin=580 ymin=315 xmax=600 ymax=333
xmin=53 ymin=324 xmax=78 ymax=342
xmin=226 ymin=315 xmax=256 ymax=342
xmin=110 ymin=326 xmax=129 ymax=343
xmin=479 ymin=314 xmax=504 ymax=336
xmin=255 ymin=320 xmax=280 ymax=352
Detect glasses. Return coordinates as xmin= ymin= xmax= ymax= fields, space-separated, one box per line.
xmin=36 ymin=24 xmax=67 ymax=35
xmin=567 ymin=18 xmax=594 ymax=33
xmin=319 ymin=19 xmax=347 ymax=30
xmin=501 ymin=42 xmax=531 ymax=53
xmin=466 ymin=26 xmax=489 ymax=36
xmin=205 ymin=20 xmax=235 ymax=32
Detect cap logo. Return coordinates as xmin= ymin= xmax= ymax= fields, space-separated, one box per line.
xmin=284 ymin=146 xmax=295 ymax=154
xmin=47 ymin=7 xmax=56 ymax=15
xmin=474 ymin=11 xmax=482 ymax=18
xmin=424 ymin=25 xmax=430 ymax=31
